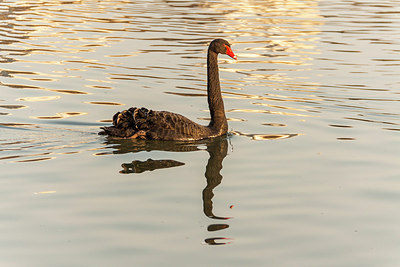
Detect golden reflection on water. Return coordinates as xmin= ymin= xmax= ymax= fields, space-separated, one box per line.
xmin=228 ymin=108 xmax=314 ymax=117
xmin=33 ymin=111 xmax=87 ymax=120
xmin=16 ymin=156 xmax=55 ymax=162
xmin=232 ymin=130 xmax=301 ymax=140
xmin=17 ymin=96 xmax=60 ymax=102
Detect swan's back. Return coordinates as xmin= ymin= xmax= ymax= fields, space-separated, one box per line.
xmin=100 ymin=107 xmax=212 ymax=141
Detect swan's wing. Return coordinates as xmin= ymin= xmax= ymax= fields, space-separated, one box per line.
xmin=99 ymin=107 xmax=210 ymax=140
xmin=146 ymin=110 xmax=210 ymax=140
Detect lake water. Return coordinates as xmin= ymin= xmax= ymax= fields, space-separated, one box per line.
xmin=1 ymin=0 xmax=399 ymax=266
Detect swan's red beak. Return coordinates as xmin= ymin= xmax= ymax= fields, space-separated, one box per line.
xmin=225 ymin=45 xmax=237 ymax=60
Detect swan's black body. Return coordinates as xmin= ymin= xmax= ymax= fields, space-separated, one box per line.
xmin=99 ymin=39 xmax=236 ymax=141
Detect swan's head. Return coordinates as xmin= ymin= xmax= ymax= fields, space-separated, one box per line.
xmin=209 ymin=39 xmax=237 ymax=60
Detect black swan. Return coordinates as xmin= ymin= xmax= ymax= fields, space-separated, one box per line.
xmin=99 ymin=39 xmax=237 ymax=141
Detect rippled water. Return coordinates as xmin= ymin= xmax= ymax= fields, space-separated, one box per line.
xmin=1 ymin=0 xmax=399 ymax=266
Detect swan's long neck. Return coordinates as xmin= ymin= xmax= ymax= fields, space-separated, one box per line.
xmin=207 ymin=49 xmax=228 ymax=134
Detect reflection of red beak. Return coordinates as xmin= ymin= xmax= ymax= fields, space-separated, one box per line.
xmin=225 ymin=45 xmax=237 ymax=60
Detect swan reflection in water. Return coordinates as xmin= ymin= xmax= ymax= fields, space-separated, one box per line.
xmin=120 ymin=159 xmax=185 ymax=174
xmin=103 ymin=136 xmax=232 ymax=245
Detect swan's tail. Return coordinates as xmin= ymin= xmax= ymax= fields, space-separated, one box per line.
xmin=99 ymin=107 xmax=150 ymax=138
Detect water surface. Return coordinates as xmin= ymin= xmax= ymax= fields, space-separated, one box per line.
xmin=1 ymin=0 xmax=399 ymax=266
